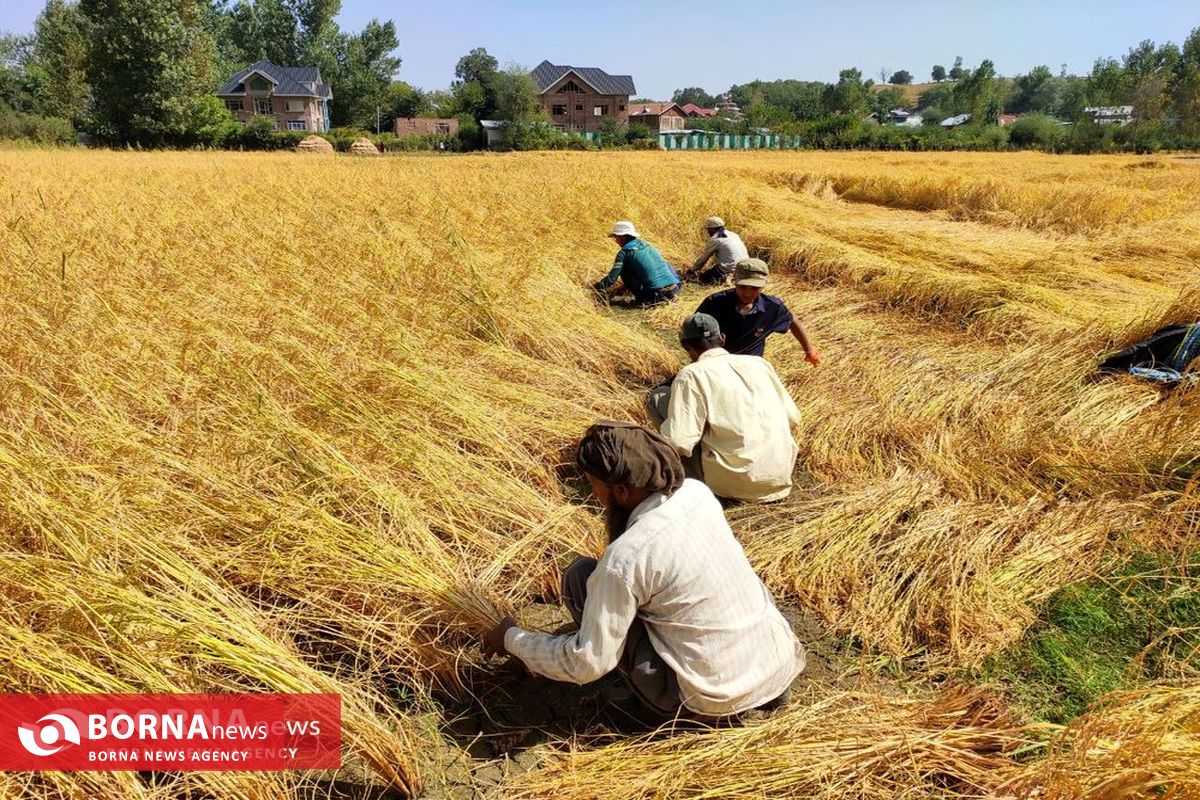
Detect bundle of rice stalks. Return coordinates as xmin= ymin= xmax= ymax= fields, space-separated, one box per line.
xmin=0 ymin=550 xmax=423 ymax=797
xmin=1012 ymin=683 xmax=1200 ymax=798
xmin=296 ymin=134 xmax=334 ymax=153
xmin=730 ymin=472 xmax=1146 ymax=665
xmin=350 ymin=137 xmax=380 ymax=155
xmin=497 ymin=687 xmax=1033 ymax=800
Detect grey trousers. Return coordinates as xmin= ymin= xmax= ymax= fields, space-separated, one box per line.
xmin=646 ymin=378 xmax=673 ymax=427
xmin=645 ymin=378 xmax=704 ymax=481
xmin=562 ymin=556 xmax=682 ymax=717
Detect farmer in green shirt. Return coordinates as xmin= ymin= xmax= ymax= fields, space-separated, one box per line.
xmin=594 ymin=221 xmax=681 ymax=308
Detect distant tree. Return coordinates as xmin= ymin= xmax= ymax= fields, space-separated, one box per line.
xmin=28 ymin=0 xmax=90 ymax=124
xmin=728 ymin=79 xmax=825 ymax=121
xmin=454 ymin=47 xmax=498 ymax=86
xmin=931 ymin=64 xmax=946 ymax=82
xmin=625 ymin=121 xmax=653 ymax=142
xmin=948 ymin=55 xmax=965 ymax=81
xmin=321 ymin=18 xmax=400 ymax=130
xmin=878 ymin=66 xmax=889 ymax=83
xmin=80 ymin=0 xmax=229 ymax=145
xmin=889 ymin=70 xmax=913 ymax=85
xmin=1174 ymin=27 xmax=1200 ymax=127
xmin=743 ymin=96 xmax=790 ymax=128
xmin=1011 ymin=65 xmax=1053 ymax=113
xmin=1059 ymin=78 xmax=1090 ymax=120
xmin=491 ymin=64 xmax=544 ymax=148
xmin=1122 ymin=39 xmax=1180 ymax=121
xmin=226 ymin=0 xmax=301 ymax=65
xmin=872 ymin=85 xmax=908 ymax=121
xmin=0 ymin=32 xmax=40 ymax=114
xmin=822 ymin=68 xmax=871 ymax=116
xmin=1087 ymin=56 xmax=1128 ymax=106
xmin=953 ymin=59 xmax=1003 ymax=124
xmin=671 ymin=86 xmax=715 ymax=108
xmin=917 ymin=81 xmax=957 ymax=112
xmin=378 ymin=80 xmax=427 ymax=131
xmin=447 ymin=46 xmax=499 ymax=121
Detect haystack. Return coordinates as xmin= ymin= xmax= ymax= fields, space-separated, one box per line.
xmin=350 ymin=137 xmax=380 ymax=155
xmin=296 ymin=135 xmax=334 ymax=154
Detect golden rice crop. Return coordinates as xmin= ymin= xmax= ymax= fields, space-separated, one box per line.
xmin=1 ymin=147 xmax=1198 ymax=798
xmin=1010 ymin=682 xmax=1200 ymax=798
xmin=496 ymin=687 xmax=1035 ymax=800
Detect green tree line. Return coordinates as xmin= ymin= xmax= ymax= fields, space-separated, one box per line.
xmin=673 ymin=29 xmax=1200 ymax=136
xmin=0 ymin=0 xmax=401 ymax=146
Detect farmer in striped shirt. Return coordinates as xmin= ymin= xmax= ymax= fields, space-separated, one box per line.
xmin=593 ymin=221 xmax=681 ymax=308
xmin=483 ymin=422 xmax=804 ymax=721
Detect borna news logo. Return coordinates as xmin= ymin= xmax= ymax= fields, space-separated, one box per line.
xmin=0 ymin=693 xmax=341 ymax=772
xmin=17 ymin=713 xmax=82 ymax=756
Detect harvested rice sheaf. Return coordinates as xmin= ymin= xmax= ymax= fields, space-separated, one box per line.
xmin=498 ymin=688 xmax=1034 ymax=800
xmin=1012 ymin=683 xmax=1200 ymax=799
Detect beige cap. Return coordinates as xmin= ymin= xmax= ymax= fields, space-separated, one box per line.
xmin=704 ymin=216 xmax=725 ymax=229
xmin=733 ymin=258 xmax=769 ymax=287
xmin=610 ymin=220 xmax=639 ymax=238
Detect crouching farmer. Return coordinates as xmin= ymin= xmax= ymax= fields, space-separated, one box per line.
xmin=482 ymin=421 xmax=804 ymax=721
xmin=593 ymin=221 xmax=681 ymax=308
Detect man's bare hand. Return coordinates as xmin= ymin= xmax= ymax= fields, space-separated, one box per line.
xmin=482 ymin=615 xmax=518 ymax=659
xmin=805 ymin=349 xmax=822 ymax=367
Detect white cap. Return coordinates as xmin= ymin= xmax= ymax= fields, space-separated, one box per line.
xmin=610 ymin=220 xmax=639 ymax=238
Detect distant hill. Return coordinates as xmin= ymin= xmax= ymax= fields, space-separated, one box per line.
xmin=871 ymin=81 xmax=951 ymax=107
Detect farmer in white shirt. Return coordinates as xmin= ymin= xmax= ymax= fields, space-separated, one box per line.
xmin=482 ymin=421 xmax=804 ymax=721
xmin=684 ymin=216 xmax=749 ymax=285
xmin=658 ymin=313 xmax=801 ymax=503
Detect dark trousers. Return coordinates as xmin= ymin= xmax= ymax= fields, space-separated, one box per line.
xmin=695 ymin=265 xmax=731 ymax=286
xmin=632 ymin=284 xmax=679 ymax=308
xmin=562 ymin=557 xmax=682 ymax=717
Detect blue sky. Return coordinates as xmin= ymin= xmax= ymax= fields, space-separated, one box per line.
xmin=1 ymin=1 xmax=1196 ymax=98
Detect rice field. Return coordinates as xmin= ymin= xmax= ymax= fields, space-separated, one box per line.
xmin=0 ymin=147 xmax=1197 ymax=799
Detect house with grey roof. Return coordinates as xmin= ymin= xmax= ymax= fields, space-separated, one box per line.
xmin=530 ymin=60 xmax=635 ymax=133
xmin=218 ymin=61 xmax=332 ymax=133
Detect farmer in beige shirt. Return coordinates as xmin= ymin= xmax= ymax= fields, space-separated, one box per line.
xmin=482 ymin=422 xmax=803 ymax=720
xmin=660 ymin=313 xmax=801 ymax=503
xmin=683 ymin=216 xmax=749 ymax=286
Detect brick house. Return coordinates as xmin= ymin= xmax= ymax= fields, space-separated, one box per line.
xmin=530 ymin=60 xmax=635 ymax=133
xmin=217 ymin=61 xmax=332 ymax=133
xmin=628 ymin=102 xmax=687 ymax=133
xmin=394 ymin=118 xmax=459 ymax=138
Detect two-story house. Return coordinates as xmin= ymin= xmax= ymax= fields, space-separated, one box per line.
xmin=217 ymin=61 xmax=333 ymax=133
xmin=530 ymin=60 xmax=635 ymax=134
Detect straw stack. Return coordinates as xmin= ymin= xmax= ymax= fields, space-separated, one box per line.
xmin=296 ymin=134 xmax=334 ymax=153
xmin=350 ymin=137 xmax=380 ymax=155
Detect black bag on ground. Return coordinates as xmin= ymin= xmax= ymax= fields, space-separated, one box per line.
xmin=1099 ymin=323 xmax=1200 ymax=388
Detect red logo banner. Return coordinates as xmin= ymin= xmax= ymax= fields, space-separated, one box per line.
xmin=0 ymin=693 xmax=340 ymax=771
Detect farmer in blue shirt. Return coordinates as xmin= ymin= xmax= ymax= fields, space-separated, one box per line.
xmin=594 ymin=221 xmax=681 ymax=308
xmin=696 ymin=258 xmax=821 ymax=361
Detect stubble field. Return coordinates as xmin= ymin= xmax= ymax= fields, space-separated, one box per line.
xmin=1 ymin=147 xmax=1198 ymax=799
